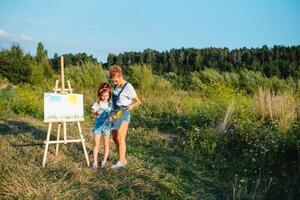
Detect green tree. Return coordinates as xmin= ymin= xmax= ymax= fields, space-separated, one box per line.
xmin=35 ymin=42 xmax=53 ymax=78
xmin=0 ymin=45 xmax=33 ymax=84
xmin=35 ymin=42 xmax=48 ymax=63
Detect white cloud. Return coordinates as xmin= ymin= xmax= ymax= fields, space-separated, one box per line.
xmin=19 ymin=34 xmax=35 ymax=42
xmin=0 ymin=28 xmax=37 ymax=42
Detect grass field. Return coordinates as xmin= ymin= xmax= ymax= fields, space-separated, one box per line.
xmin=0 ymin=66 xmax=300 ymax=199
xmin=0 ymin=114 xmax=226 ymax=199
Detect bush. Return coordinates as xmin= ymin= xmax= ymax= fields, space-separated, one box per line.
xmin=0 ymin=87 xmax=15 ymax=117
xmin=11 ymin=86 xmax=42 ymax=118
xmin=30 ymin=64 xmax=45 ymax=85
xmin=0 ymin=45 xmax=33 ymax=84
xmin=224 ymin=71 xmax=240 ymax=88
xmin=189 ymin=68 xmax=225 ymax=92
xmin=127 ymin=64 xmax=173 ymax=95
xmin=198 ymin=68 xmax=225 ymax=85
xmin=269 ymin=76 xmax=287 ymax=93
xmin=65 ymin=62 xmax=107 ymax=90
xmin=127 ymin=64 xmax=155 ymax=92
xmin=153 ymin=75 xmax=173 ymax=92
xmin=238 ymin=69 xmax=270 ymax=94
xmin=189 ymin=71 xmax=207 ymax=91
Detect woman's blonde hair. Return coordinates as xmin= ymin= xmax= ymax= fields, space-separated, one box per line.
xmin=109 ymin=65 xmax=122 ymax=78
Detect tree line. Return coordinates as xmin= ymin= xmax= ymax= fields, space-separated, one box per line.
xmin=107 ymin=45 xmax=300 ymax=79
xmin=0 ymin=42 xmax=98 ymax=84
xmin=50 ymin=52 xmax=98 ymax=70
xmin=1 ymin=43 xmax=299 ymax=85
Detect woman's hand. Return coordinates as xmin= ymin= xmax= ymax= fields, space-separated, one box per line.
xmin=126 ymin=104 xmax=134 ymax=111
xmin=126 ymin=96 xmax=141 ymax=111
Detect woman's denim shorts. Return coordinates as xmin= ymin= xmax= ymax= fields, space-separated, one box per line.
xmin=122 ymin=111 xmax=131 ymax=123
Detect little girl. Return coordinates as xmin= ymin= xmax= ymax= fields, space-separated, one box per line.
xmin=91 ymin=83 xmax=112 ymax=169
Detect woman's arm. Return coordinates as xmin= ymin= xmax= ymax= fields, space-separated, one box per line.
xmin=127 ymin=96 xmax=141 ymax=111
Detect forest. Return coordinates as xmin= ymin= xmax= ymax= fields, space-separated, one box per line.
xmin=1 ymin=43 xmax=300 ymax=85
xmin=107 ymin=45 xmax=300 ymax=79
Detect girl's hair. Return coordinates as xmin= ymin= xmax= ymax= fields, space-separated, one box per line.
xmin=109 ymin=64 xmax=122 ymax=78
xmin=97 ymin=82 xmax=111 ymax=101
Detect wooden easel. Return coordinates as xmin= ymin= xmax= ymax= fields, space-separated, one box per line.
xmin=42 ymin=56 xmax=90 ymax=167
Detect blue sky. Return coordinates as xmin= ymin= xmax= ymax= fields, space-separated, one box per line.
xmin=0 ymin=0 xmax=299 ymax=62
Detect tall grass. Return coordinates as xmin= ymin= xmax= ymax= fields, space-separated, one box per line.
xmin=254 ymin=88 xmax=299 ymax=131
xmin=65 ymin=61 xmax=107 ymax=90
xmin=217 ymin=102 xmax=235 ymax=135
xmin=189 ymin=68 xmax=298 ymax=94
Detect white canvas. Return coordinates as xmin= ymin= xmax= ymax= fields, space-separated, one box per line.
xmin=44 ymin=93 xmax=84 ymax=122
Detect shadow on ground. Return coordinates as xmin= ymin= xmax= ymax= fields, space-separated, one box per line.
xmin=0 ymin=119 xmax=49 ymax=146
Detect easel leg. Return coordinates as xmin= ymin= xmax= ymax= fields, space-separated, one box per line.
xmin=63 ymin=122 xmax=67 ymax=144
xmin=77 ymin=121 xmax=90 ymax=166
xmin=42 ymin=123 xmax=52 ymax=167
xmin=55 ymin=123 xmax=61 ymax=156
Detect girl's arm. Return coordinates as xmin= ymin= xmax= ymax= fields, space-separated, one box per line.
xmin=92 ymin=109 xmax=99 ymax=118
xmin=91 ymin=102 xmax=98 ymax=117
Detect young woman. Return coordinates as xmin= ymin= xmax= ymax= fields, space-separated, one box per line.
xmin=109 ymin=65 xmax=141 ymax=169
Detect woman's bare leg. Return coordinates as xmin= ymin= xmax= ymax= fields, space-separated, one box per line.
xmin=116 ymin=122 xmax=129 ymax=164
xmin=112 ymin=130 xmax=119 ymax=155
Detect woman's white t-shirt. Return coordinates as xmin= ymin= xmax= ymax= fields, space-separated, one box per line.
xmin=113 ymin=82 xmax=137 ymax=107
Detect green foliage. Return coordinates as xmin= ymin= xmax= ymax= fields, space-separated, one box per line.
xmin=65 ymin=62 xmax=107 ymax=90
xmin=238 ymin=69 xmax=270 ymax=93
xmin=189 ymin=71 xmax=207 ymax=91
xmin=0 ymin=86 xmax=42 ymax=118
xmin=50 ymin=52 xmax=98 ymax=70
xmin=163 ymin=72 xmax=186 ymax=89
xmin=198 ymin=68 xmax=225 ymax=85
xmin=30 ymin=63 xmax=53 ymax=86
xmin=223 ymin=71 xmax=240 ymax=88
xmin=153 ymin=75 xmax=173 ymax=92
xmin=30 ymin=64 xmax=46 ymax=85
xmin=35 ymin=42 xmax=48 ymax=63
xmin=0 ymin=49 xmax=299 ymax=199
xmin=0 ymin=45 xmax=33 ymax=84
xmin=127 ymin=64 xmax=155 ymax=92
xmin=34 ymin=42 xmax=53 ymax=79
xmin=0 ymin=87 xmax=14 ymax=117
xmin=133 ymin=76 xmax=299 ymax=198
xmin=11 ymin=86 xmax=42 ymax=118
xmin=41 ymin=62 xmax=54 ymax=78
xmin=269 ymin=76 xmax=287 ymax=92
xmin=186 ymin=68 xmax=299 ymax=95
xmin=0 ymin=97 xmax=4 ymax=116
xmin=108 ymin=45 xmax=300 ymax=80
xmin=0 ymin=43 xmax=53 ymax=85
xmin=127 ymin=64 xmax=173 ymax=93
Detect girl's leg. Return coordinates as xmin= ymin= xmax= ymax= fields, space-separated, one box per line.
xmin=93 ymin=134 xmax=101 ymax=165
xmin=116 ymin=122 xmax=129 ymax=164
xmin=102 ymin=135 xmax=110 ymax=162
